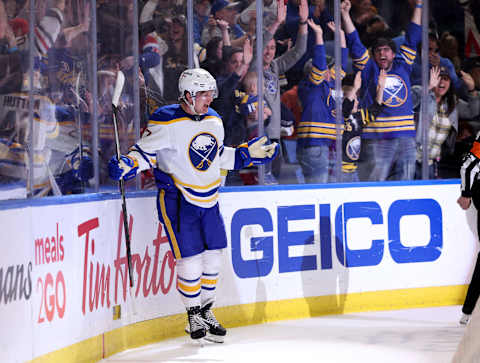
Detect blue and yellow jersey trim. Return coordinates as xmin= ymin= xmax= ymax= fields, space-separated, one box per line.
xmin=149 ymin=104 xmax=222 ymax=125
xmin=329 ymin=66 xmax=346 ymax=81
xmin=171 ymin=175 xmax=221 ymax=206
xmin=353 ymin=49 xmax=369 ymax=71
xmin=309 ymin=66 xmax=327 ymax=85
xmin=157 ymin=189 xmax=182 ymax=259
xmin=297 ymin=121 xmax=344 ymax=140
xmin=363 ymin=115 xmax=415 ymax=133
xmin=400 ymin=45 xmax=416 ymax=65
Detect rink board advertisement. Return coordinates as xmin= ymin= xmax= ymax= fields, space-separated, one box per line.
xmin=0 ymin=181 xmax=477 ymax=362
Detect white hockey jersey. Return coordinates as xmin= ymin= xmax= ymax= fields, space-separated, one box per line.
xmin=128 ymin=104 xmax=239 ymax=208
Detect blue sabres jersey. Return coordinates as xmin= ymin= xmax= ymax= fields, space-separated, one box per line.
xmin=128 ymin=104 xmax=238 ymax=208
xmin=346 ymin=22 xmax=422 ymax=139
xmin=297 ymin=45 xmax=347 ymax=147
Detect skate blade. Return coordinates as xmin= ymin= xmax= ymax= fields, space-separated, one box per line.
xmin=192 ymin=338 xmax=206 ymax=347
xmin=204 ymin=333 xmax=224 ymax=343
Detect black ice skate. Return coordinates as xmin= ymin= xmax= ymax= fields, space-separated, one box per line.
xmin=201 ymin=301 xmax=227 ymax=343
xmin=187 ymin=306 xmax=207 ymax=340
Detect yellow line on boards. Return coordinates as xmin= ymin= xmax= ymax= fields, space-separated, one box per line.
xmin=30 ymin=285 xmax=468 ymax=363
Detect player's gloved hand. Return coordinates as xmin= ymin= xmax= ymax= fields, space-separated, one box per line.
xmin=108 ymin=155 xmax=139 ymax=181
xmin=247 ymin=136 xmax=278 ymax=165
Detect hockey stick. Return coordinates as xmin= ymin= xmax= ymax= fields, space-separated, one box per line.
xmin=111 ymin=70 xmax=135 ymax=289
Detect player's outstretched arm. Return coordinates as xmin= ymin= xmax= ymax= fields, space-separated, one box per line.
xmin=233 ymin=136 xmax=279 ymax=169
xmin=108 ymin=155 xmax=139 ymax=181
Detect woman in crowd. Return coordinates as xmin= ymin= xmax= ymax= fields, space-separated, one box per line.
xmin=413 ymin=66 xmax=480 ymax=179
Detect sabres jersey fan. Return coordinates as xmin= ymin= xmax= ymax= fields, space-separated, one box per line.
xmin=297 ymin=44 xmax=348 ymax=148
xmin=108 ymin=68 xmax=278 ymax=343
xmin=345 ymin=16 xmax=421 ymax=139
xmin=296 ymin=20 xmax=348 ymax=184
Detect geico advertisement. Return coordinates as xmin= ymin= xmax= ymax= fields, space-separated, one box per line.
xmin=0 ymin=183 xmax=477 ymax=362
xmin=217 ymin=183 xmax=478 ymax=306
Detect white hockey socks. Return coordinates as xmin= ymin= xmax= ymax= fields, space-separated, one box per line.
xmin=176 ymin=254 xmax=203 ymax=308
xmin=201 ymin=249 xmax=223 ymax=306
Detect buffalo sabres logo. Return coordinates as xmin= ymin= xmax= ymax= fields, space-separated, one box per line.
xmin=382 ymin=74 xmax=408 ymax=107
xmin=189 ymin=133 xmax=218 ymax=171
xmin=346 ymin=136 xmax=361 ymax=161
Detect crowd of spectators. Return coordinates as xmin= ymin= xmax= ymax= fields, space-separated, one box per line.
xmin=2 ymin=0 xmax=480 ymax=197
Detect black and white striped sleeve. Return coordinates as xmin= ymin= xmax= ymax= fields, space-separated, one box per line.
xmin=460 ymin=152 xmax=480 ymax=197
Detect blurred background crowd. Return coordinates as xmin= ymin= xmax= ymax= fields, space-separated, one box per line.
xmin=0 ymin=0 xmax=479 ymax=199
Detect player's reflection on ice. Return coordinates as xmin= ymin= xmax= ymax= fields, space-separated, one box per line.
xmin=100 ymin=306 xmax=465 ymax=363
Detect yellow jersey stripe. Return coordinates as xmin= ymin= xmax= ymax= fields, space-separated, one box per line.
xmin=297 ymin=134 xmax=338 ymax=139
xmin=363 ymin=126 xmax=416 ymax=132
xmin=149 ymin=115 xmax=221 ymax=125
xmin=158 ymin=190 xmax=182 ymax=259
xmin=172 ymin=175 xmax=222 ymax=190
xmin=375 ymin=115 xmax=414 ymax=121
xmin=400 ymin=45 xmax=416 ymax=56
xmin=298 ymin=121 xmax=340 ymax=128
xmin=367 ymin=120 xmax=415 ymax=127
xmin=297 ymin=127 xmax=342 ymax=135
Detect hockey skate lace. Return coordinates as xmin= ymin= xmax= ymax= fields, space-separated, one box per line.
xmin=203 ymin=309 xmax=220 ymax=327
xmin=189 ymin=312 xmax=206 ymax=331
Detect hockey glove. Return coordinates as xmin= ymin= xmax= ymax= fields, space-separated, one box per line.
xmin=108 ymin=155 xmax=139 ymax=181
xmin=247 ymin=136 xmax=278 ymax=165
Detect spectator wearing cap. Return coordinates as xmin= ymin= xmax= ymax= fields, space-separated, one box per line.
xmin=412 ymin=66 xmax=480 ymax=179
xmin=201 ymin=0 xmax=246 ymax=48
xmin=255 ymin=0 xmax=308 ymax=184
xmin=342 ymin=0 xmax=423 ymax=182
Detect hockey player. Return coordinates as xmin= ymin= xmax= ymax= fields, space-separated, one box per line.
xmin=108 ymin=68 xmax=278 ymax=342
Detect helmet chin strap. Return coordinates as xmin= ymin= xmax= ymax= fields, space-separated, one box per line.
xmin=183 ymin=93 xmax=201 ymax=115
xmin=186 ymin=97 xmax=199 ymax=115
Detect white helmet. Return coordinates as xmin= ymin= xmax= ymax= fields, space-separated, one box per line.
xmin=178 ymin=68 xmax=217 ymax=115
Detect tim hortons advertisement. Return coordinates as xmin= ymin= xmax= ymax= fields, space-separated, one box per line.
xmin=0 ymin=196 xmax=180 ymax=362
